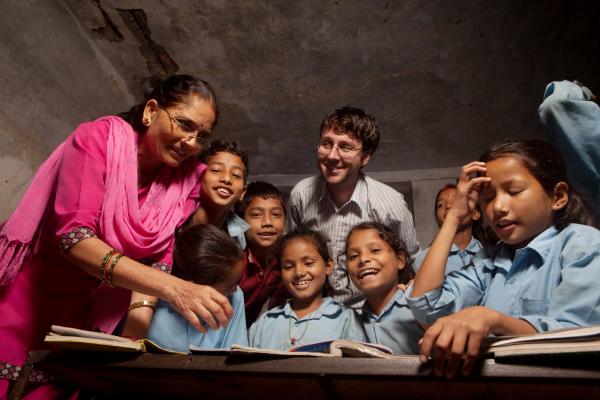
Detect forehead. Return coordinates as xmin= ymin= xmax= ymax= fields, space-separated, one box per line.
xmin=437 ymin=187 xmax=457 ymax=200
xmin=171 ymin=95 xmax=216 ymax=122
xmin=486 ymin=157 xmax=533 ymax=182
xmin=206 ymin=151 xmax=245 ymax=169
xmin=348 ymin=228 xmax=382 ymax=246
xmin=246 ymin=195 xmax=284 ymax=210
xmin=320 ymin=129 xmax=361 ymax=144
xmin=282 ymin=238 xmax=318 ymax=257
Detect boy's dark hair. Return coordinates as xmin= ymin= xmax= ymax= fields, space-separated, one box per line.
xmin=235 ymin=181 xmax=286 ymax=218
xmin=346 ymin=222 xmax=415 ymax=285
xmin=200 ymin=138 xmax=249 ymax=183
xmin=319 ymin=106 xmax=380 ymax=156
xmin=172 ymin=224 xmax=243 ymax=285
xmin=119 ymin=74 xmax=219 ymax=134
xmin=479 ymin=139 xmax=597 ymax=229
xmin=272 ymin=226 xmax=332 ymax=297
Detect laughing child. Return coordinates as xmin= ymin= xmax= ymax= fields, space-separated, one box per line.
xmin=346 ymin=222 xmax=423 ymax=354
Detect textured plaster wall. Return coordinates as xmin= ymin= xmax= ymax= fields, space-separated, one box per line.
xmin=1 ymin=0 xmax=599 ymax=245
xmin=0 ymin=0 xmax=132 ymax=219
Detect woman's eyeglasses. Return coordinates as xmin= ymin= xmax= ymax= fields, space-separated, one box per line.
xmin=160 ymin=107 xmax=209 ymax=148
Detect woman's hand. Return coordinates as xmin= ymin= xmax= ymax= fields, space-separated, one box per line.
xmin=419 ymin=306 xmax=498 ymax=378
xmin=446 ymin=162 xmax=490 ymax=224
xmin=166 ymin=279 xmax=234 ymax=333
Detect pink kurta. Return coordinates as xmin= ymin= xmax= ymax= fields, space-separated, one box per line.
xmin=0 ymin=117 xmax=203 ymax=397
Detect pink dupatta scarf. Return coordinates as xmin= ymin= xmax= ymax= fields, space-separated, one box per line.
xmin=0 ymin=116 xmax=204 ymax=287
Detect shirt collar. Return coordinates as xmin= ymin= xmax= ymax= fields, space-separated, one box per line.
xmin=480 ymin=225 xmax=559 ymax=273
xmin=226 ymin=212 xmax=250 ymax=237
xmin=266 ymin=297 xmax=341 ymax=321
xmin=362 ymin=289 xmax=407 ymax=321
xmin=317 ymin=173 xmax=367 ymax=210
xmin=449 ymin=237 xmax=482 ymax=255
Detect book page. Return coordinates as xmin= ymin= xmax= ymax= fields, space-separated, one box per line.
xmin=489 ymin=325 xmax=600 ymax=348
xmin=50 ymin=325 xmax=133 ymax=343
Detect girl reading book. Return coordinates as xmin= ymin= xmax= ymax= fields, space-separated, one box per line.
xmin=147 ymin=224 xmax=248 ymax=352
xmin=249 ymin=227 xmax=366 ymax=350
xmin=408 ymin=139 xmax=600 ymax=378
xmin=346 ymin=222 xmax=423 ymax=354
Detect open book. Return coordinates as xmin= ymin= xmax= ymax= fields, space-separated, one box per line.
xmin=190 ymin=340 xmax=399 ymax=359
xmin=44 ymin=325 xmax=184 ymax=354
xmin=485 ymin=325 xmax=600 ymax=359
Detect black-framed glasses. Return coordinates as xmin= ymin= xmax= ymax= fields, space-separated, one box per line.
xmin=317 ymin=140 xmax=362 ymax=158
xmin=160 ymin=107 xmax=210 ymax=148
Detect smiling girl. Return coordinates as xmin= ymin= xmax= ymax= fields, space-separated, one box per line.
xmin=408 ymin=139 xmax=600 ymax=378
xmin=249 ymin=227 xmax=365 ymax=350
xmin=346 ymin=222 xmax=423 ymax=354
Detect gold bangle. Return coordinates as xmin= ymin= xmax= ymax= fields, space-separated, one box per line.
xmin=128 ymin=300 xmax=157 ymax=312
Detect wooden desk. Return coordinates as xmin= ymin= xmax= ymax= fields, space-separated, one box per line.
xmin=20 ymin=350 xmax=600 ymax=399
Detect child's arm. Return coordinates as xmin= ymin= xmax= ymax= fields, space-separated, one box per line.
xmin=539 ymin=80 xmax=600 ymax=222
xmin=412 ymin=162 xmax=490 ymax=297
xmin=419 ymin=306 xmax=536 ymax=378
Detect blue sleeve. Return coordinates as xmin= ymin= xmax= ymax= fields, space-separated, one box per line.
xmin=412 ymin=248 xmax=429 ymax=272
xmin=341 ymin=309 xmax=367 ymax=342
xmin=405 ymin=262 xmax=488 ymax=324
xmin=520 ymin=226 xmax=600 ymax=331
xmin=538 ymin=80 xmax=600 ymax=222
xmin=221 ymin=287 xmax=249 ymax=347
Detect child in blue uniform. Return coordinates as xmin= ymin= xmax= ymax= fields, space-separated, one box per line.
xmin=249 ymin=227 xmax=366 ymax=350
xmin=408 ymin=139 xmax=600 ymax=378
xmin=147 ymin=224 xmax=248 ymax=352
xmin=346 ymin=222 xmax=423 ymax=354
xmin=413 ymin=184 xmax=483 ymax=275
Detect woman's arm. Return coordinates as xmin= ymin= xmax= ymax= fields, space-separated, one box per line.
xmin=66 ymin=237 xmax=233 ymax=333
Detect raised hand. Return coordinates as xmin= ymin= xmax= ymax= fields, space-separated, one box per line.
xmin=446 ymin=162 xmax=490 ymax=224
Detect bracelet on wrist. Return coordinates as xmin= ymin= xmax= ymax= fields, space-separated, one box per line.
xmin=128 ymin=300 xmax=157 ymax=312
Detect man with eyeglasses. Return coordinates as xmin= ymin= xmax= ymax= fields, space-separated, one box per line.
xmin=288 ymin=106 xmax=420 ymax=309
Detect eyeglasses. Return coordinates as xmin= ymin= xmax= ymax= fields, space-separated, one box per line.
xmin=317 ymin=140 xmax=362 ymax=158
xmin=160 ymin=107 xmax=210 ymax=148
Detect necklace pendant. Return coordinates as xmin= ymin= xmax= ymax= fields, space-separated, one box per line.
xmin=290 ymin=338 xmax=297 ymax=345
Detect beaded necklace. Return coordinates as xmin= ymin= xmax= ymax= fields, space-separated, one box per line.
xmin=288 ymin=313 xmax=312 ymax=346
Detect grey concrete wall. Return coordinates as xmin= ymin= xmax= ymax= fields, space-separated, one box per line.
xmin=0 ymin=0 xmax=132 ymax=219
xmin=1 ymin=0 xmax=599 ymax=244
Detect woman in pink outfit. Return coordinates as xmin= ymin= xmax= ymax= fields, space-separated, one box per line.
xmin=0 ymin=75 xmax=234 ymax=398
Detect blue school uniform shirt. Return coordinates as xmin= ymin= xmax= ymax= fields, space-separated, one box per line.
xmin=226 ymin=212 xmax=250 ymax=250
xmin=406 ymin=224 xmax=600 ymax=332
xmin=147 ymin=286 xmax=249 ymax=352
xmin=249 ymin=297 xmax=367 ymax=351
xmin=413 ymin=237 xmax=482 ymax=275
xmin=539 ymin=80 xmax=600 ymax=223
xmin=361 ymin=289 xmax=423 ymax=355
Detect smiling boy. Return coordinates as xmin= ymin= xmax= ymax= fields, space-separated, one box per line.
xmin=288 ymin=106 xmax=420 ymax=309
xmin=190 ymin=139 xmax=250 ymax=249
xmin=235 ymin=181 xmax=288 ymax=325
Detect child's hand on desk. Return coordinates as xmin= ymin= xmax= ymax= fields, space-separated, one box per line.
xmin=418 ymin=306 xmax=499 ymax=379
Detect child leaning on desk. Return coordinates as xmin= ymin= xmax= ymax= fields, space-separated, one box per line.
xmin=407 ymin=139 xmax=600 ymax=378
xmin=147 ymin=224 xmax=249 ymax=352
